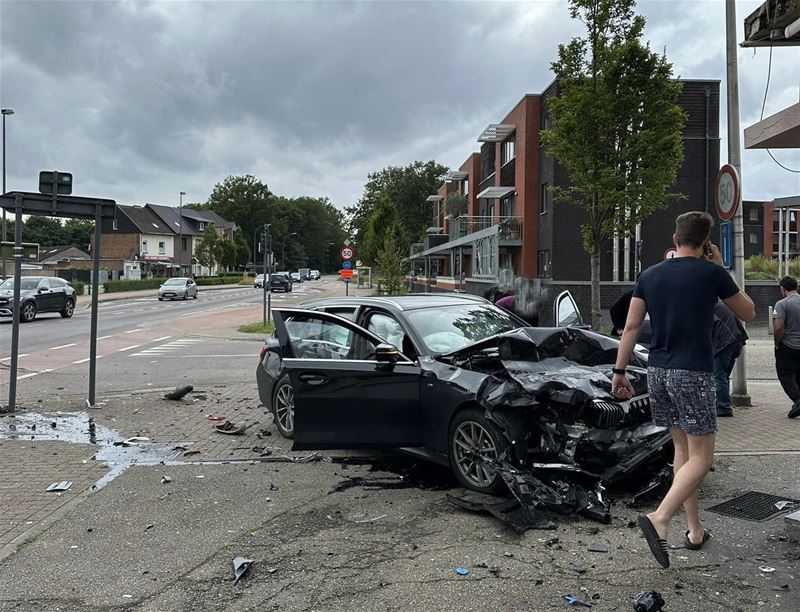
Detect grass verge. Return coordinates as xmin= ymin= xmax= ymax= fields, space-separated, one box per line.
xmin=238 ymin=320 xmax=275 ymax=334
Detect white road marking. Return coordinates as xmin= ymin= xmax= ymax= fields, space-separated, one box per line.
xmin=118 ymin=345 xmax=141 ymax=352
xmin=152 ymin=336 xmax=172 ymax=342
xmin=49 ymin=343 xmax=77 ymax=351
xmin=72 ymin=357 xmax=90 ymax=364
xmin=98 ymin=335 xmax=114 ymax=340
xmin=130 ymin=353 xmax=255 ymax=358
xmin=125 ymin=328 xmax=144 ymax=334
xmin=0 ymin=354 xmax=29 ymax=361
xmin=17 ymin=372 xmax=39 ymax=380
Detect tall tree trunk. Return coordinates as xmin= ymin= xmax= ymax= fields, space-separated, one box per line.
xmin=590 ymin=246 xmax=601 ymax=330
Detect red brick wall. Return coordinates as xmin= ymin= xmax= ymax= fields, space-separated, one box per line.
xmin=93 ymin=232 xmax=138 ymax=260
xmin=460 ymin=154 xmax=480 ymax=217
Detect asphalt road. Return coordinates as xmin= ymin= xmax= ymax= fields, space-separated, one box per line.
xmin=0 ymin=277 xmax=352 ymax=401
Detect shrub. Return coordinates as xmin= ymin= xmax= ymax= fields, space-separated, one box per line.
xmin=745 ymin=255 xmax=778 ymax=281
xmin=195 ymin=275 xmax=243 ymax=286
xmin=103 ymin=278 xmax=163 ymax=293
xmin=69 ymin=280 xmax=85 ymax=296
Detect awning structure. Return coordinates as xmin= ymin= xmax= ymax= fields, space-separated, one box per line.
xmin=426 ymin=195 xmax=444 ymax=202
xmin=744 ymin=102 xmax=800 ymax=149
xmin=476 ymin=186 xmax=515 ymax=200
xmin=478 ymin=124 xmax=516 ymax=142
xmin=443 ymin=171 xmax=469 ymax=182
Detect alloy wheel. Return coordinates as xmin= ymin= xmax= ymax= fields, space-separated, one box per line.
xmin=275 ymin=384 xmax=294 ymax=434
xmin=452 ymin=420 xmax=498 ymax=489
xmin=22 ymin=303 xmax=36 ymax=322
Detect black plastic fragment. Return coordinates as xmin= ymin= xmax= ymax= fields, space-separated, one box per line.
xmin=232 ymin=556 xmax=254 ymax=585
xmin=633 ymin=591 xmax=665 ymax=612
xmin=446 ymin=494 xmax=556 ymax=531
xmin=164 ymin=385 xmax=194 ymax=401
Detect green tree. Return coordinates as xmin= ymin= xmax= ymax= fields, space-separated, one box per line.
xmin=375 ymin=222 xmax=407 ymax=295
xmin=444 ymin=193 xmax=468 ymax=219
xmin=63 ymin=220 xmax=94 ymax=249
xmin=22 ymin=217 xmax=68 ymax=246
xmin=214 ymin=239 xmax=237 ymax=272
xmin=362 ymin=194 xmax=406 ymax=266
xmin=194 ymin=225 xmax=218 ymax=270
xmin=347 ymin=160 xmax=448 ymax=251
xmin=541 ymin=0 xmax=685 ymax=328
xmin=206 ymin=175 xmax=276 ymax=246
xmin=233 ymin=229 xmax=250 ymax=270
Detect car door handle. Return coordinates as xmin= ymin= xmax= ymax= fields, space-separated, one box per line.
xmin=298 ymin=373 xmax=329 ymax=386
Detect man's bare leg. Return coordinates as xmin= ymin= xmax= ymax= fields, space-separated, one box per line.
xmin=669 ymin=428 xmax=705 ymax=543
xmin=647 ymin=431 xmax=715 ymax=540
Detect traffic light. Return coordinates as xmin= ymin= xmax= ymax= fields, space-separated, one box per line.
xmin=39 ymin=171 xmax=73 ymax=195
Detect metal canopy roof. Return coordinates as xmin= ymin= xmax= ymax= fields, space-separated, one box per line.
xmin=478 ymin=124 xmax=516 ymax=142
xmin=426 ymin=195 xmax=444 ymax=202
xmin=443 ymin=171 xmax=469 ymax=182
xmin=476 ymin=186 xmax=515 ymax=200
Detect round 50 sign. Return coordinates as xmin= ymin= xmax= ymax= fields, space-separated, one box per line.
xmin=714 ymin=164 xmax=740 ymax=221
xmin=340 ymin=246 xmax=355 ymax=261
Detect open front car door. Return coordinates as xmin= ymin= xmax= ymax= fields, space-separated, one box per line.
xmin=272 ymin=309 xmax=423 ymax=450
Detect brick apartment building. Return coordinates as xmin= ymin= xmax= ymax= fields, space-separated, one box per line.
xmin=409 ymin=79 xmax=722 ymax=295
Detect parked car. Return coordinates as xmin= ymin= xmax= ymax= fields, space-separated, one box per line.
xmin=299 ymin=268 xmax=311 ymax=281
xmin=0 ymin=276 xmax=76 ymax=322
xmin=256 ymin=293 xmax=667 ymax=523
xmin=254 ymin=274 xmax=266 ymax=289
xmin=158 ymin=277 xmax=198 ymax=301
xmin=290 ymin=272 xmax=303 ymax=283
xmin=310 ymin=269 xmax=321 ymax=280
xmin=269 ymin=273 xmax=293 ymax=293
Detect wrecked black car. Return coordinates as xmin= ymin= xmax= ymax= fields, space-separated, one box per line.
xmin=256 ymin=295 xmax=671 ymax=525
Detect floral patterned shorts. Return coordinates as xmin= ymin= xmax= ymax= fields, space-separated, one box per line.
xmin=647 ymin=367 xmax=717 ymax=436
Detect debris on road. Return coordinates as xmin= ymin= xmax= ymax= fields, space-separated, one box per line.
xmin=446 ymin=494 xmax=556 ymax=532
xmin=206 ymin=415 xmax=226 ymax=421
xmin=214 ymin=421 xmax=246 ymax=435
xmin=160 ymin=475 xmax=172 ymax=484
xmin=633 ymin=591 xmax=665 ymax=612
xmin=354 ymin=514 xmax=386 ymax=524
xmin=251 ymin=445 xmax=272 ymax=456
xmin=771 ymin=584 xmax=790 ymax=592
xmin=182 ymin=450 xmax=201 ymax=457
xmin=563 ymin=594 xmax=592 ymax=607
xmin=46 ymin=481 xmax=73 ymax=492
xmin=114 ymin=436 xmax=150 ymax=447
xmin=759 ymin=566 xmax=776 ymax=573
xmin=232 ymin=556 xmax=254 ymax=584
xmin=164 ymin=385 xmax=193 ymax=401
xmin=587 ymin=543 xmax=609 ymax=553
xmin=454 ymin=567 xmax=469 ymax=576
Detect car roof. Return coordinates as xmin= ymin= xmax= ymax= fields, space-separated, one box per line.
xmin=300 ymin=293 xmax=490 ymax=312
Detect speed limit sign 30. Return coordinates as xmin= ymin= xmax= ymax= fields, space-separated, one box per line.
xmin=714 ymin=164 xmax=740 ymax=221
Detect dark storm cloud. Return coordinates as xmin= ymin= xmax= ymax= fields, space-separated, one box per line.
xmin=0 ymin=0 xmax=797 ymax=209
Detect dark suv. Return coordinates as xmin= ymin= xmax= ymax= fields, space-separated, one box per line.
xmin=0 ymin=276 xmax=77 ymax=322
xmin=269 ymin=273 xmax=293 ymax=293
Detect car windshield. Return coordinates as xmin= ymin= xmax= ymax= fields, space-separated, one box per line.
xmin=406 ymin=304 xmax=523 ymax=354
xmin=163 ymin=278 xmax=186 ymax=286
xmin=0 ymin=278 xmax=41 ymax=291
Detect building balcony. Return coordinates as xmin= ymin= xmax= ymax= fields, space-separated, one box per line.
xmin=450 ymin=216 xmax=522 ymax=241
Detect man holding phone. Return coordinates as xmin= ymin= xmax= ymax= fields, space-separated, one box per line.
xmin=611 ymin=211 xmax=755 ymax=568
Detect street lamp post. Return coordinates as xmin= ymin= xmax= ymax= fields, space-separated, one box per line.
xmin=260 ymin=224 xmax=272 ymax=325
xmin=178 ymin=191 xmax=186 ymax=276
xmin=2 ymin=108 xmax=15 ymax=280
xmin=282 ymin=232 xmax=297 ymax=270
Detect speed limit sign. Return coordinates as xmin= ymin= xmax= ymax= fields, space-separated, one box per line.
xmin=714 ymin=164 xmax=739 ymax=221
xmin=340 ymin=246 xmax=355 ymax=261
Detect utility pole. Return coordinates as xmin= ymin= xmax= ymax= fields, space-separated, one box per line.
xmin=725 ymin=0 xmax=750 ymax=406
xmin=178 ymin=191 xmax=186 ymax=276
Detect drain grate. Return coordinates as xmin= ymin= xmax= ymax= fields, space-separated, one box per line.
xmin=707 ymin=491 xmax=800 ymax=522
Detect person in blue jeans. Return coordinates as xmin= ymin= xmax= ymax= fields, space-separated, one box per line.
xmin=712 ymin=301 xmax=747 ymax=417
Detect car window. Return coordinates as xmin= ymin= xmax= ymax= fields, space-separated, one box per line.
xmin=285 ymin=316 xmax=378 ymax=360
xmin=47 ymin=279 xmax=61 ymax=289
xmin=406 ymin=304 xmax=522 ymax=354
xmin=0 ymin=278 xmax=40 ymax=291
xmin=556 ymin=292 xmax=581 ymax=327
xmin=323 ymin=307 xmax=357 ymax=321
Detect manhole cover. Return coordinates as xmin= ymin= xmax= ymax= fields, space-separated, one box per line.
xmin=707 ymin=491 xmax=800 ymax=522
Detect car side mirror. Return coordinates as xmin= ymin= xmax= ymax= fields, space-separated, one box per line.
xmin=375 ymin=343 xmax=401 ymax=363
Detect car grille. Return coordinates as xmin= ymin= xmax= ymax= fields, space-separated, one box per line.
xmin=588 ymin=395 xmax=651 ymax=429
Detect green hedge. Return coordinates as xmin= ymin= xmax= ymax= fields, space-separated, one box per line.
xmin=69 ymin=280 xmax=85 ymax=296
xmin=103 ymin=278 xmax=163 ymax=293
xmin=195 ymin=275 xmax=243 ymax=286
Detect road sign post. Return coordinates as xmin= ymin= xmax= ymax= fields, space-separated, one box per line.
xmin=719 ymin=220 xmax=733 ymax=269
xmin=339 ymin=240 xmax=356 ymax=297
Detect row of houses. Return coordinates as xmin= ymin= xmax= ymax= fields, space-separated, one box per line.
xmin=96 ymin=204 xmax=237 ymax=280
xmin=409 ymin=79 xmax=727 ymax=294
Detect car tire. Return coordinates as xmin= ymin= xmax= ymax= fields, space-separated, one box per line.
xmin=271 ymin=374 xmax=295 ymax=439
xmin=193 ymin=292 xmax=198 ymax=299
xmin=448 ymin=408 xmax=508 ymax=495
xmin=21 ymin=301 xmax=37 ymax=323
xmin=158 ymin=297 xmax=163 ymax=301
xmin=182 ymin=293 xmax=188 ymax=300
xmin=60 ymin=298 xmax=75 ymax=318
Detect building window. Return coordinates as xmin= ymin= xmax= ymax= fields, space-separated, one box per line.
xmin=142 ymin=240 xmax=148 ymax=254
xmin=158 ymin=241 xmax=165 ymax=254
xmin=198 ymin=222 xmax=205 ymax=231
xmin=474 ymin=235 xmax=497 ymax=277
xmin=537 ymin=250 xmax=552 ymax=278
xmin=501 ymin=138 xmax=516 ymax=165
xmin=501 ymin=195 xmax=514 ymax=218
xmin=181 ymin=237 xmax=188 ymax=251
xmin=540 ymin=182 xmax=549 ymax=214
xmin=462 ymin=178 xmax=469 ymax=197
xmin=749 ymin=208 xmax=759 ymax=222
xmin=749 ymin=232 xmax=758 ymax=244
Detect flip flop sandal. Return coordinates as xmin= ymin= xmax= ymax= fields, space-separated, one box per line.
xmin=214 ymin=420 xmax=234 ymax=431
xmin=214 ymin=421 xmax=246 ymax=435
xmin=684 ymin=529 xmax=711 ymax=550
xmin=638 ymin=515 xmax=670 ymax=568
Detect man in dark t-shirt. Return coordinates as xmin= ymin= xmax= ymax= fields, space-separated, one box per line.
xmin=612 ymin=211 xmax=755 ymax=569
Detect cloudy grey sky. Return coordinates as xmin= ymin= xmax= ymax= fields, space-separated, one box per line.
xmin=1 ymin=0 xmax=798 ymax=211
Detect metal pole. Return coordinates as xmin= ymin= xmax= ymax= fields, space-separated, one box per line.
xmin=178 ymin=191 xmax=185 ymax=276
xmin=2 ymin=111 xmax=8 ymax=280
xmin=266 ymin=226 xmax=272 ymax=324
xmin=7 ymin=194 xmax=22 ymax=411
xmin=779 ymin=206 xmax=784 ymax=277
xmin=726 ymin=0 xmax=750 ymax=405
xmin=88 ymin=203 xmax=101 ymax=406
xmin=262 ymin=227 xmax=267 ymax=326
